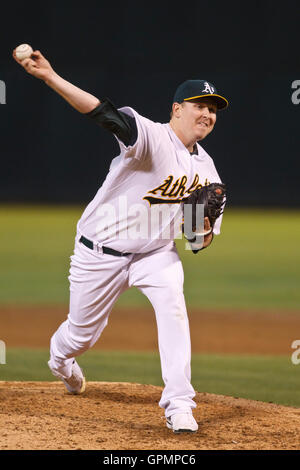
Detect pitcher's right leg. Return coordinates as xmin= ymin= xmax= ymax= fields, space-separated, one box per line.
xmin=129 ymin=243 xmax=197 ymax=420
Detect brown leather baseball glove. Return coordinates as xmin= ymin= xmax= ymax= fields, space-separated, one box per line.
xmin=182 ymin=182 xmax=226 ymax=243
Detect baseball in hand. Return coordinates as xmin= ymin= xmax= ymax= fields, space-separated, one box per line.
xmin=15 ymin=44 xmax=33 ymax=60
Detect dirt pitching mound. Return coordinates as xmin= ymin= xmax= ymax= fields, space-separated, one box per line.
xmin=0 ymin=381 xmax=299 ymax=450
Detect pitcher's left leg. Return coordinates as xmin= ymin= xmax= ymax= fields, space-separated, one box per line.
xmin=129 ymin=243 xmax=196 ymax=418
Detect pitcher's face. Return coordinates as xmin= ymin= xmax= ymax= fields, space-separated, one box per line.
xmin=176 ymin=98 xmax=217 ymax=141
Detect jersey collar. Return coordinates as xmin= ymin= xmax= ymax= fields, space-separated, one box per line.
xmin=166 ymin=123 xmax=199 ymax=157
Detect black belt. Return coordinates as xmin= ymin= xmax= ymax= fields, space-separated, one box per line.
xmin=79 ymin=235 xmax=132 ymax=257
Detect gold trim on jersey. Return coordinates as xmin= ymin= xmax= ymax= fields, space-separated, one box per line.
xmin=148 ymin=175 xmax=188 ymax=198
xmin=144 ymin=174 xmax=211 ymax=205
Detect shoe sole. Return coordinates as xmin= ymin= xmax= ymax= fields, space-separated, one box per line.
xmin=166 ymin=421 xmax=197 ymax=433
xmin=73 ymin=376 xmax=86 ymax=395
xmin=65 ymin=376 xmax=86 ymax=395
xmin=48 ymin=360 xmax=86 ymax=395
xmin=174 ymin=430 xmax=197 ymax=434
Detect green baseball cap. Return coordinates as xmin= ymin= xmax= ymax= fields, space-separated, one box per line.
xmin=173 ymin=79 xmax=229 ymax=110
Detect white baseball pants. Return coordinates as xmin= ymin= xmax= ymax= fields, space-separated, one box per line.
xmin=49 ymin=234 xmax=196 ymax=417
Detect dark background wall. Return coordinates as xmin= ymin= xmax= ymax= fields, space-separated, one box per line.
xmin=1 ymin=0 xmax=299 ymax=206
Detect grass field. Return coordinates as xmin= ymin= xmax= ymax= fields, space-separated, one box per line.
xmin=1 ymin=348 xmax=299 ymax=408
xmin=1 ymin=205 xmax=300 ymax=408
xmin=0 ymin=205 xmax=300 ymax=310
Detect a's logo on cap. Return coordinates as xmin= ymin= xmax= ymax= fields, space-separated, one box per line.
xmin=202 ymin=82 xmax=214 ymax=94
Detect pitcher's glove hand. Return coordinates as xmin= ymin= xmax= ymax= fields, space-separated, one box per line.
xmin=182 ymin=183 xmax=226 ymax=242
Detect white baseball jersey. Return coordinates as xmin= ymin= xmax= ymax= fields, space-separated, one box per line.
xmin=77 ymin=107 xmax=223 ymax=253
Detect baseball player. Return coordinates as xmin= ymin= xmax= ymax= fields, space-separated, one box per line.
xmin=13 ymin=48 xmax=228 ymax=434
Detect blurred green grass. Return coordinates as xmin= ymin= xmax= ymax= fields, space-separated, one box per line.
xmin=0 ymin=205 xmax=300 ymax=310
xmin=1 ymin=348 xmax=299 ymax=408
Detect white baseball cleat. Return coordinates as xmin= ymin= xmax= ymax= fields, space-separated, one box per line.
xmin=166 ymin=413 xmax=198 ymax=433
xmin=48 ymin=359 xmax=86 ymax=395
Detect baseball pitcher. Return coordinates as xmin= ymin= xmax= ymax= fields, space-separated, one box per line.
xmin=13 ymin=47 xmax=228 ymax=433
